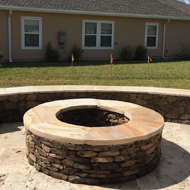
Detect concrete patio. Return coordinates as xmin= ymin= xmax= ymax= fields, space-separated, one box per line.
xmin=0 ymin=122 xmax=190 ymax=190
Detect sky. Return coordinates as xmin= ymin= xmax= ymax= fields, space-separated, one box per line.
xmin=177 ymin=0 xmax=190 ymax=4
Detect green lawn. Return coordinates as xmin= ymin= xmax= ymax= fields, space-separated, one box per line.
xmin=0 ymin=59 xmax=190 ymax=89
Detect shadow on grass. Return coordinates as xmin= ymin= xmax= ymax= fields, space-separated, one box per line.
xmin=1 ymin=59 xmax=186 ymax=68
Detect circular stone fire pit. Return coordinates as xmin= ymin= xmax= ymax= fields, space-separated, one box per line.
xmin=24 ymin=99 xmax=164 ymax=185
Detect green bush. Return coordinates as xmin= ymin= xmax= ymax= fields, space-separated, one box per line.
xmin=71 ymin=44 xmax=83 ymax=61
xmin=136 ymin=45 xmax=147 ymax=60
xmin=121 ymin=45 xmax=134 ymax=60
xmin=46 ymin=41 xmax=60 ymax=62
xmin=0 ymin=51 xmax=5 ymax=58
xmin=179 ymin=43 xmax=188 ymax=60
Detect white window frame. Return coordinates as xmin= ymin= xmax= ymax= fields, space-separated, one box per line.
xmin=145 ymin=23 xmax=159 ymax=49
xmin=21 ymin=16 xmax=42 ymax=50
xmin=82 ymin=20 xmax=114 ymax=49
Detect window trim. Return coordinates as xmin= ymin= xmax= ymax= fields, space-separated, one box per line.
xmin=82 ymin=20 xmax=114 ymax=50
xmin=144 ymin=22 xmax=159 ymax=49
xmin=21 ymin=16 xmax=42 ymax=50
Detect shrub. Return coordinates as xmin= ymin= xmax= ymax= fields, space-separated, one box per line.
xmin=0 ymin=51 xmax=5 ymax=58
xmin=71 ymin=44 xmax=83 ymax=61
xmin=136 ymin=45 xmax=147 ymax=60
xmin=121 ymin=45 xmax=134 ymax=60
xmin=46 ymin=41 xmax=60 ymax=62
xmin=179 ymin=43 xmax=188 ymax=60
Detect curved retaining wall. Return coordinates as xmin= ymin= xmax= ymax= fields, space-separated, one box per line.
xmin=0 ymin=85 xmax=190 ymax=124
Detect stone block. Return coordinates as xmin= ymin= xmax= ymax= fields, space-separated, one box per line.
xmin=100 ymin=163 xmax=119 ymax=170
xmin=89 ymin=174 xmax=107 ymax=178
xmin=26 ymin=94 xmax=36 ymax=101
xmin=62 ymin=159 xmax=74 ymax=167
xmin=130 ymin=151 xmax=145 ymax=159
xmin=73 ymin=163 xmax=91 ymax=170
xmin=60 ymin=168 xmax=77 ymax=175
xmin=4 ymin=102 xmax=17 ymax=110
xmin=26 ymin=101 xmax=38 ymax=110
xmin=98 ymin=150 xmax=120 ymax=157
xmin=77 ymin=151 xmax=98 ymax=157
xmin=0 ymin=96 xmax=7 ymax=101
xmin=130 ymin=94 xmax=137 ymax=101
xmin=114 ymin=155 xmax=129 ymax=162
xmin=140 ymin=143 xmax=154 ymax=150
xmin=34 ymin=162 xmax=41 ymax=171
xmin=68 ymin=175 xmax=86 ymax=184
xmin=91 ymin=157 xmax=113 ymax=163
xmin=93 ymin=146 xmax=110 ymax=152
xmin=145 ymin=154 xmax=154 ymax=164
xmin=48 ymin=156 xmax=62 ymax=165
xmin=40 ymin=138 xmax=54 ymax=147
xmin=122 ymin=169 xmax=139 ymax=176
xmin=52 ymin=163 xmax=64 ymax=170
xmin=82 ymin=170 xmax=111 ymax=174
xmin=66 ymin=154 xmax=90 ymax=164
xmin=86 ymin=178 xmax=101 ymax=185
xmin=32 ymin=138 xmax=42 ymax=148
xmin=146 ymin=146 xmax=155 ymax=154
xmin=47 ymin=166 xmax=59 ymax=172
xmin=77 ymin=173 xmax=89 ymax=178
xmin=41 ymin=167 xmax=50 ymax=175
xmin=42 ymin=144 xmax=51 ymax=153
xmin=28 ymin=157 xmax=34 ymax=166
xmin=29 ymin=153 xmax=36 ymax=162
xmin=36 ymin=145 xmax=47 ymax=157
xmin=67 ymin=144 xmax=83 ymax=151
xmin=166 ymin=109 xmax=179 ymax=119
xmin=110 ymin=145 xmax=124 ymax=151
xmin=50 ymin=171 xmax=67 ymax=180
xmin=34 ymin=151 xmax=41 ymax=160
xmin=107 ymin=173 xmax=122 ymax=179
xmin=37 ymin=159 xmax=48 ymax=168
xmin=19 ymin=94 xmax=26 ymax=101
xmin=121 ymin=160 xmax=136 ymax=167
xmin=50 ymin=153 xmax=65 ymax=159
xmin=136 ymin=98 xmax=147 ymax=105
xmin=8 ymin=95 xmax=19 ymax=102
xmin=121 ymin=147 xmax=139 ymax=155
xmin=51 ymin=148 xmax=67 ymax=155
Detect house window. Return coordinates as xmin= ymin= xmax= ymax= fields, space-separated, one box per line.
xmin=82 ymin=20 xmax=114 ymax=49
xmin=145 ymin=23 xmax=159 ymax=49
xmin=21 ymin=17 xmax=42 ymax=49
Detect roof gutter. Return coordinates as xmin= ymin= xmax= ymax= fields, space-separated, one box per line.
xmin=8 ymin=10 xmax=12 ymax=63
xmin=162 ymin=19 xmax=170 ymax=59
xmin=1 ymin=5 xmax=190 ymax=21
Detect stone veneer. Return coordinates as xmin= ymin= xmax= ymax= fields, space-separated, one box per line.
xmin=26 ymin=130 xmax=161 ymax=184
xmin=0 ymin=86 xmax=190 ymax=124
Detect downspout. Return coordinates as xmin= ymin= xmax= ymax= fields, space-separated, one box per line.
xmin=8 ymin=10 xmax=12 ymax=62
xmin=162 ymin=19 xmax=170 ymax=59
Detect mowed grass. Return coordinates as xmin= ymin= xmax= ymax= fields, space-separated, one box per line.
xmin=0 ymin=59 xmax=190 ymax=89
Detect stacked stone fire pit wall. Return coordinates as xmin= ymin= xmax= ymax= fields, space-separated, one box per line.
xmin=26 ymin=130 xmax=161 ymax=184
xmin=0 ymin=86 xmax=190 ymax=124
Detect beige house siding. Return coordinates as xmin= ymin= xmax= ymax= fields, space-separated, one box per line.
xmin=165 ymin=20 xmax=190 ymax=58
xmin=0 ymin=10 xmax=189 ymax=62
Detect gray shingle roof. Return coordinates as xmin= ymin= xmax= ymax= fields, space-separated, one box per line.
xmin=1 ymin=0 xmax=190 ymax=19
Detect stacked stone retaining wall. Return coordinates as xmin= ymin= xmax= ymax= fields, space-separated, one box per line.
xmin=0 ymin=86 xmax=190 ymax=124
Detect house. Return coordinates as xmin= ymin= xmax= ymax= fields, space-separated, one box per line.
xmin=0 ymin=0 xmax=190 ymax=62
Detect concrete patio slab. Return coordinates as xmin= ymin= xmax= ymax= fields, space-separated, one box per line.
xmin=0 ymin=122 xmax=189 ymax=190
